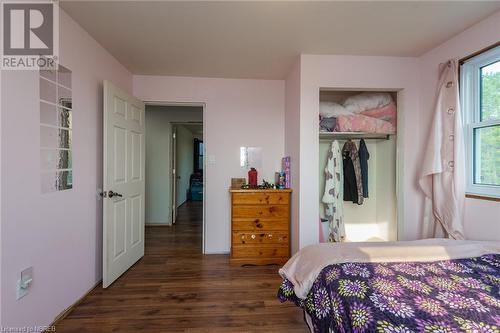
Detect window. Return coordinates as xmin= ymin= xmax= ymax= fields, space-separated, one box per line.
xmin=193 ymin=138 xmax=203 ymax=172
xmin=39 ymin=65 xmax=73 ymax=193
xmin=460 ymin=45 xmax=500 ymax=198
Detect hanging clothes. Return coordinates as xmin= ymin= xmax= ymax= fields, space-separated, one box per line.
xmin=342 ymin=152 xmax=358 ymax=204
xmin=322 ymin=140 xmax=345 ymax=242
xmin=342 ymin=140 xmax=364 ymax=205
xmin=358 ymin=139 xmax=370 ymax=198
xmin=359 ymin=139 xmax=370 ymax=198
xmin=419 ymin=59 xmax=465 ymax=240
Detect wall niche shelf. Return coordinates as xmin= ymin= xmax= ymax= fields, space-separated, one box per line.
xmin=319 ymin=131 xmax=392 ymax=141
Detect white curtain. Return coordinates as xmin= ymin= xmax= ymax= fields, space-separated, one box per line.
xmin=419 ymin=59 xmax=465 ymax=240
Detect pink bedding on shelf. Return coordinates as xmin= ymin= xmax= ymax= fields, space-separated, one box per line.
xmin=360 ymin=102 xmax=397 ymax=127
xmin=335 ymin=102 xmax=397 ymax=134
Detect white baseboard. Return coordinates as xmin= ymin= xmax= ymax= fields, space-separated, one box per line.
xmin=145 ymin=222 xmax=171 ymax=227
xmin=204 ymin=250 xmax=230 ymax=255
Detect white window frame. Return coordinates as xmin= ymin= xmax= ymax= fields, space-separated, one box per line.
xmin=460 ymin=45 xmax=500 ymax=198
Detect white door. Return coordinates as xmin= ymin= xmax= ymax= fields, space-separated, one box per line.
xmin=103 ymin=81 xmax=145 ymax=288
xmin=171 ymin=126 xmax=178 ymax=224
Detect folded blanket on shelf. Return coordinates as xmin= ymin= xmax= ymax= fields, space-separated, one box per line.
xmin=335 ymin=113 xmax=395 ymax=134
xmin=319 ymin=101 xmax=352 ymax=118
xmin=360 ymin=102 xmax=397 ymax=128
xmin=319 ymin=117 xmax=337 ymax=132
xmin=343 ymin=92 xmax=393 ymax=113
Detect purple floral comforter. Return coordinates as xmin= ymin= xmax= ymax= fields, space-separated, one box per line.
xmin=278 ymin=254 xmax=500 ymax=333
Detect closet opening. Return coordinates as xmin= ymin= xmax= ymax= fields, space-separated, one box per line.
xmin=318 ymin=89 xmax=398 ymax=243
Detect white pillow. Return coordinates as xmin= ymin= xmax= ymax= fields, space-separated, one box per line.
xmin=343 ymin=92 xmax=393 ymax=113
xmin=319 ymin=101 xmax=352 ymax=118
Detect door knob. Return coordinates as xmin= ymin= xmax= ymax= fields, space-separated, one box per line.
xmin=108 ymin=190 xmax=123 ymax=198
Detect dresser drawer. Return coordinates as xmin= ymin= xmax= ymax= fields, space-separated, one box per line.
xmin=232 ymin=245 xmax=289 ymax=258
xmin=232 ymin=231 xmax=289 ymax=245
xmin=232 ymin=205 xmax=289 ymax=219
xmin=232 ymin=192 xmax=289 ymax=205
xmin=232 ymin=218 xmax=288 ymax=231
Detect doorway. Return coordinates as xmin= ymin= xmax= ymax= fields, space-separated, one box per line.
xmin=144 ymin=104 xmax=204 ymax=251
xmin=171 ymin=123 xmax=204 ymax=224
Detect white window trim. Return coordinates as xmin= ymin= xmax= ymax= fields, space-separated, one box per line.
xmin=460 ymin=45 xmax=500 ymax=198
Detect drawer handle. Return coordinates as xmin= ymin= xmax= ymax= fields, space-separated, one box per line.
xmin=268 ymin=234 xmax=273 ymax=238
xmin=251 ymin=234 xmax=256 ymax=239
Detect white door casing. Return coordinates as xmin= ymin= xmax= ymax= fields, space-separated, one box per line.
xmin=103 ymin=81 xmax=145 ymax=288
xmin=171 ymin=126 xmax=177 ymax=224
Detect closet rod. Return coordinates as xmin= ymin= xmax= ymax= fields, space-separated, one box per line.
xmin=319 ymin=132 xmax=391 ymax=141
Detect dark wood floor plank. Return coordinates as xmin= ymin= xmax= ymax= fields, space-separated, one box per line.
xmin=55 ymin=201 xmax=307 ymax=332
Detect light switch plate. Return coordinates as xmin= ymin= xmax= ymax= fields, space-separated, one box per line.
xmin=17 ymin=267 xmax=33 ymax=300
xmin=207 ymin=155 xmax=216 ymax=165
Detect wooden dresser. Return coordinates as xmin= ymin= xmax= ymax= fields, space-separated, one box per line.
xmin=229 ymin=189 xmax=292 ymax=265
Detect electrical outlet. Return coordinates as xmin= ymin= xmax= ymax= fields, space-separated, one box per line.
xmin=16 ymin=267 xmax=33 ymax=300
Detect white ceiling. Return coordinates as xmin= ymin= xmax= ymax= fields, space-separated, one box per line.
xmin=61 ymin=1 xmax=500 ymax=79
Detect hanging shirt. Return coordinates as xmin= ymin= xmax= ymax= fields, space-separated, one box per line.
xmin=358 ymin=139 xmax=370 ymax=198
xmin=322 ymin=140 xmax=345 ymax=242
xmin=342 ymin=141 xmax=364 ymax=205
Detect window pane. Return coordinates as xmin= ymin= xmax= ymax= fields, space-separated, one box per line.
xmin=40 ymin=149 xmax=71 ymax=170
xmin=57 ymin=65 xmax=72 ymax=89
xmin=40 ymin=77 xmax=56 ymax=103
xmin=41 ymin=170 xmax=73 ymax=193
xmin=40 ymin=126 xmax=72 ymax=149
xmin=40 ymin=102 xmax=57 ymax=125
xmin=473 ymin=125 xmax=500 ymax=186
xmin=480 ymin=61 xmax=500 ymax=121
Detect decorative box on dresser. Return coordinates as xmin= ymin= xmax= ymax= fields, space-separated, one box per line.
xmin=229 ymin=189 xmax=292 ymax=265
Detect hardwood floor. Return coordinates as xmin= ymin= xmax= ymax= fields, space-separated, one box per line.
xmin=55 ymin=201 xmax=307 ymax=332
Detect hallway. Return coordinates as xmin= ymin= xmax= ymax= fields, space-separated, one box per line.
xmin=55 ymin=201 xmax=306 ymax=332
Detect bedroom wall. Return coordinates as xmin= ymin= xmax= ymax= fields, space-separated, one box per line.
xmin=418 ymin=10 xmax=500 ymax=241
xmin=134 ymin=76 xmax=285 ymax=253
xmin=284 ymin=59 xmax=301 ymax=254
xmin=145 ymin=106 xmax=202 ymax=225
xmin=0 ymin=9 xmax=133 ymax=328
xmin=176 ymin=125 xmax=195 ymax=207
xmin=296 ymin=55 xmax=421 ymax=249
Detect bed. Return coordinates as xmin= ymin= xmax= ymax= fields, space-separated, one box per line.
xmin=278 ymin=239 xmax=500 ymax=333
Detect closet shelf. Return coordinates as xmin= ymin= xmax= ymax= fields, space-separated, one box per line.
xmin=319 ymin=131 xmax=392 ymax=141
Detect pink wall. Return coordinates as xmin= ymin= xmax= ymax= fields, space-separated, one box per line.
xmin=0 ymin=5 xmax=498 ymax=329
xmin=133 ymin=75 xmax=285 ymax=253
xmin=0 ymin=10 xmax=132 ymax=327
xmin=419 ymin=11 xmax=500 ymax=240
xmin=284 ymin=60 xmax=301 ymax=253
xmin=295 ymin=55 xmax=422 ymax=249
